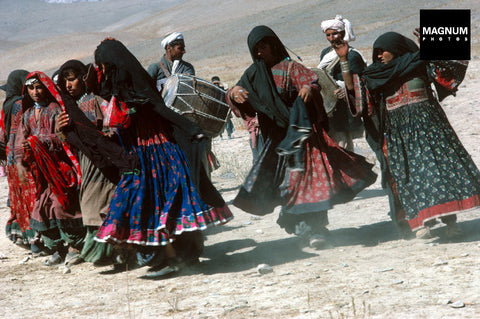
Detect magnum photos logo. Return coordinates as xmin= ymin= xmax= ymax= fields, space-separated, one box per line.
xmin=420 ymin=9 xmax=470 ymax=60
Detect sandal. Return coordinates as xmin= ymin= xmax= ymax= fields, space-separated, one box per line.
xmin=65 ymin=252 xmax=84 ymax=266
xmin=44 ymin=251 xmax=63 ymax=266
xmin=143 ymin=257 xmax=184 ymax=279
xmin=415 ymin=227 xmax=432 ymax=239
xmin=309 ymin=234 xmax=329 ymax=249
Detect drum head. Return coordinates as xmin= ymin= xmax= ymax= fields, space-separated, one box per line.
xmin=162 ymin=74 xmax=180 ymax=107
xmin=160 ymin=74 xmax=231 ymax=137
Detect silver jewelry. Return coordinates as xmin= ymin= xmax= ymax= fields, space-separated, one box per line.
xmin=340 ymin=61 xmax=350 ymax=73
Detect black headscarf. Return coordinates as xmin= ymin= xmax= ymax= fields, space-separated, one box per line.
xmin=237 ymin=26 xmax=291 ymax=130
xmin=361 ymin=32 xmax=424 ymax=92
xmin=94 ymin=38 xmax=225 ymax=207
xmin=1 ymin=69 xmax=29 ymax=140
xmin=94 ymin=39 xmax=203 ymax=135
xmin=56 ymin=60 xmax=88 ymax=95
xmin=56 ymin=59 xmax=139 ymax=183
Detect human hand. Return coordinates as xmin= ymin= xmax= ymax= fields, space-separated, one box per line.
xmin=230 ymin=86 xmax=249 ymax=104
xmin=299 ymin=85 xmax=313 ymax=103
xmin=56 ymin=111 xmax=70 ymax=132
xmin=333 ymin=39 xmax=349 ymax=60
xmin=334 ymin=88 xmax=346 ymax=99
xmin=413 ymin=27 xmax=420 ymax=45
xmin=22 ymin=140 xmax=31 ymax=152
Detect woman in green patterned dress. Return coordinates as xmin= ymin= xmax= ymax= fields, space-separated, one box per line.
xmin=336 ymin=31 xmax=480 ymax=239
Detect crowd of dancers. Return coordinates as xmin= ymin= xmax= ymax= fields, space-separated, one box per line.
xmin=1 ymin=14 xmax=479 ymax=278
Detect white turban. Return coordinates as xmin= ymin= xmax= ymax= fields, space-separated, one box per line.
xmin=161 ymin=32 xmax=184 ymax=49
xmin=320 ymin=15 xmax=356 ymax=42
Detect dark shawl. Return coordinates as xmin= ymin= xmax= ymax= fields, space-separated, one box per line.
xmin=94 ymin=38 xmax=225 ymax=207
xmin=236 ymin=25 xmax=291 ymax=132
xmin=237 ymin=26 xmax=315 ymax=165
xmin=2 ymin=70 xmax=29 ymax=140
xmin=361 ymin=32 xmax=424 ymax=92
xmin=56 ymin=60 xmax=139 ymax=183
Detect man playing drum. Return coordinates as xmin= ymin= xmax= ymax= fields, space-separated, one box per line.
xmin=147 ymin=32 xmax=195 ymax=92
xmin=318 ymin=15 xmax=366 ymax=151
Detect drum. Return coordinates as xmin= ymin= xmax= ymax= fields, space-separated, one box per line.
xmin=162 ymin=74 xmax=231 ymax=137
xmin=311 ymin=67 xmax=339 ymax=116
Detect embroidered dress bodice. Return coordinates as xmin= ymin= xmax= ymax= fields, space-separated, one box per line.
xmin=385 ymin=78 xmax=430 ymax=111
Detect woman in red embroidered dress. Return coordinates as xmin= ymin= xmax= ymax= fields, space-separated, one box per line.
xmin=15 ymin=72 xmax=84 ymax=265
xmin=1 ymin=70 xmax=38 ymax=250
xmin=226 ymin=26 xmax=377 ymax=248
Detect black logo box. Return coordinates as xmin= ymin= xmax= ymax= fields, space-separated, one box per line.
xmin=420 ymin=9 xmax=470 ymax=60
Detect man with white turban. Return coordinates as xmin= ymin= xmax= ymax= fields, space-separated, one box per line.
xmin=147 ymin=32 xmax=195 ymax=92
xmin=318 ymin=15 xmax=366 ymax=151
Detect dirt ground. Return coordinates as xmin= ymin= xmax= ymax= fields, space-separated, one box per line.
xmin=1 ymin=1 xmax=480 ymax=318
xmin=0 ymin=60 xmax=479 ymax=319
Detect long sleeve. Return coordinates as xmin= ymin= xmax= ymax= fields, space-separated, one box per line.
xmin=14 ymin=118 xmax=28 ymax=164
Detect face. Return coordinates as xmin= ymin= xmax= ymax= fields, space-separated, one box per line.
xmin=166 ymin=41 xmax=186 ymax=61
xmin=100 ymin=63 xmax=107 ymax=75
xmin=325 ymin=29 xmax=344 ymax=45
xmin=64 ymin=73 xmax=84 ymax=98
xmin=377 ymin=49 xmax=395 ymax=64
xmin=27 ymin=81 xmax=47 ymax=103
xmin=255 ymin=39 xmax=275 ymax=67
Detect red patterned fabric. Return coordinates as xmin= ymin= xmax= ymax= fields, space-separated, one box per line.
xmin=348 ymin=74 xmax=375 ymax=117
xmin=100 ymin=96 xmax=132 ymax=128
xmin=284 ymin=129 xmax=375 ymax=209
xmin=22 ymin=71 xmax=81 ymax=183
xmin=25 ymin=135 xmax=76 ymax=209
xmin=427 ymin=60 xmax=468 ymax=91
xmin=6 ymin=165 xmax=36 ymax=232
xmin=0 ymin=108 xmax=4 ymax=132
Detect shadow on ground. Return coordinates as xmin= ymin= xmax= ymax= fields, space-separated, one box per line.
xmin=353 ymin=188 xmax=387 ymax=201
xmin=141 ymin=218 xmax=480 ymax=280
xmin=430 ymin=218 xmax=480 ymax=244
xmin=199 ymin=237 xmax=316 ymax=275
xmin=329 ymin=220 xmax=400 ymax=247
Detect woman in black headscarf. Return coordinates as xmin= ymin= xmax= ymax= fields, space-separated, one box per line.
xmin=337 ymin=31 xmax=480 ymax=239
xmin=92 ymin=38 xmax=233 ymax=276
xmin=1 ymin=70 xmax=38 ymax=249
xmin=227 ymin=26 xmax=377 ymax=248
xmin=56 ymin=59 xmax=121 ymax=266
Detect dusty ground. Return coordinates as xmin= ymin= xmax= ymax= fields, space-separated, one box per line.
xmin=1 ymin=1 xmax=480 ymax=318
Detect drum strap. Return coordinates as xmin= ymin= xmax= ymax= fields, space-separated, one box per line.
xmin=158 ymin=61 xmax=171 ymax=77
xmin=325 ymin=48 xmax=340 ymax=74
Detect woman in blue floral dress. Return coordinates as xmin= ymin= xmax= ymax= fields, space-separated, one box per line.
xmin=92 ymin=39 xmax=233 ymax=276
